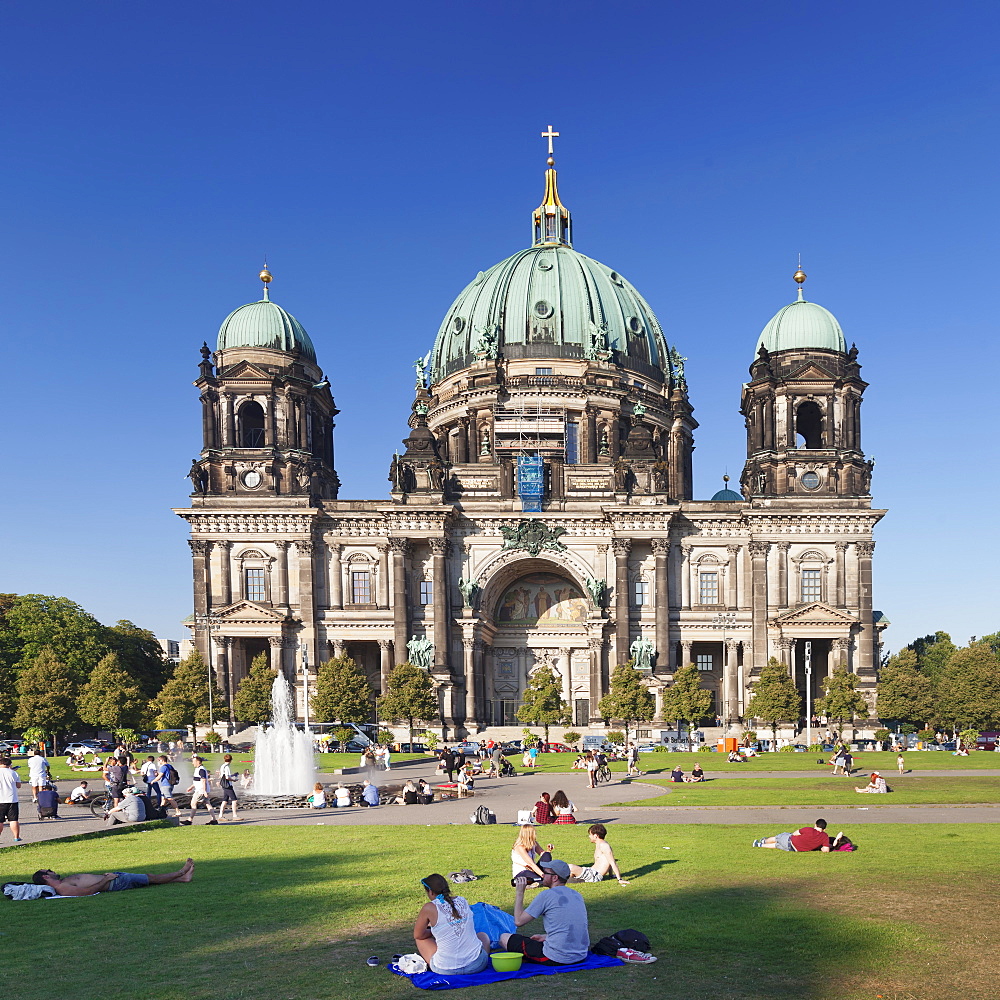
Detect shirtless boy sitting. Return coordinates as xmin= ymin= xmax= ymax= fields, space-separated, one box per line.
xmin=32 ymin=858 xmax=194 ymax=895
xmin=567 ymin=824 xmax=630 ymax=885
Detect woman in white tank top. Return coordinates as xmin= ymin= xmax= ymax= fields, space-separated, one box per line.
xmin=413 ymin=873 xmax=491 ymax=975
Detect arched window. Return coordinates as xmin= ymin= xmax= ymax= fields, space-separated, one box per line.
xmin=238 ymin=549 xmax=270 ymax=603
xmin=239 ymin=401 xmax=266 ymax=447
xmin=795 ymin=401 xmax=823 ymax=449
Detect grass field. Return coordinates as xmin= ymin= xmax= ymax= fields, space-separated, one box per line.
xmin=613 ymin=775 xmax=1000 ymax=807
xmin=2 ymin=823 xmax=997 ymax=1000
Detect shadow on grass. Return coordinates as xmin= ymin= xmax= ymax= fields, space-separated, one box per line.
xmin=623 ymin=858 xmax=677 ymax=878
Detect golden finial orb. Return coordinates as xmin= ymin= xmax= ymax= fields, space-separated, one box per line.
xmin=723 ymin=474 xmax=730 ymax=484
xmin=259 ymin=267 xmax=273 ymax=285
xmin=793 ymin=267 xmax=807 ymax=285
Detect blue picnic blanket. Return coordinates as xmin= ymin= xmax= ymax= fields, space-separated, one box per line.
xmin=389 ymin=952 xmax=624 ymax=990
xmin=469 ymin=902 xmax=516 ymax=944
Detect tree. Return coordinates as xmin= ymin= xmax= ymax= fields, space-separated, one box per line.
xmin=935 ymin=644 xmax=1000 ymax=730
xmin=233 ymin=653 xmax=275 ymax=723
xmin=876 ymin=648 xmax=933 ymax=729
xmin=13 ymin=647 xmax=79 ymax=750
xmin=959 ymin=729 xmax=980 ymax=752
xmin=816 ymin=665 xmax=869 ymax=736
xmin=77 ymin=652 xmax=148 ymax=733
xmin=378 ymin=662 xmax=439 ymax=748
xmin=155 ymin=651 xmax=225 ymax=746
xmin=908 ymin=631 xmax=957 ymax=681
xmin=562 ymin=730 xmax=581 ymax=748
xmin=745 ymin=658 xmax=802 ymax=749
xmin=598 ymin=662 xmax=655 ymax=746
xmin=660 ymin=664 xmax=713 ymax=749
xmin=106 ymin=620 xmax=170 ymax=699
xmin=310 ymin=656 xmax=374 ymax=726
xmin=516 ymin=664 xmax=570 ymax=744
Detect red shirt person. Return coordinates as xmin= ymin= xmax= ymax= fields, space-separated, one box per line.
xmin=754 ymin=819 xmax=833 ymax=852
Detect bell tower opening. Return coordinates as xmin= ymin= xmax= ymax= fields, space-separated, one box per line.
xmin=239 ymin=401 xmax=266 ymax=447
xmin=795 ymin=401 xmax=823 ymax=449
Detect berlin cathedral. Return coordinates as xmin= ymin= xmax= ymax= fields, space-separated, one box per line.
xmin=175 ymin=131 xmax=886 ymax=739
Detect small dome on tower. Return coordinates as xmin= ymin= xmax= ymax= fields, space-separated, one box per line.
xmin=217 ymin=270 xmax=316 ymax=361
xmin=710 ymin=475 xmax=742 ymax=502
xmin=755 ymin=270 xmax=847 ymax=354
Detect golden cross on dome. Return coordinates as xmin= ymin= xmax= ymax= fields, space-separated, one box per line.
xmin=541 ymin=125 xmax=560 ymax=157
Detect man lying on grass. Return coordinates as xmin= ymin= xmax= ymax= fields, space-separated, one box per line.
xmin=753 ymin=819 xmax=844 ymax=852
xmin=32 ymin=858 xmax=194 ymax=895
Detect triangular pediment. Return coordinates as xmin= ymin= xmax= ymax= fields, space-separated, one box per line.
xmin=784 ymin=361 xmax=838 ymax=381
xmin=223 ymin=360 xmax=275 ymax=381
xmin=213 ymin=600 xmax=287 ymax=623
xmin=770 ymin=602 xmax=857 ymax=626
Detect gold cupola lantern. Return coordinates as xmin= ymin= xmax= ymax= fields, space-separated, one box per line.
xmin=532 ymin=125 xmax=572 ymax=247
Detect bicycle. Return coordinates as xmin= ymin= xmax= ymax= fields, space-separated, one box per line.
xmin=595 ymin=763 xmax=612 ymax=784
xmin=89 ymin=792 xmax=111 ymax=819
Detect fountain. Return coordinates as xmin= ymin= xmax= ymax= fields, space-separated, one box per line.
xmin=251 ymin=671 xmax=317 ymax=796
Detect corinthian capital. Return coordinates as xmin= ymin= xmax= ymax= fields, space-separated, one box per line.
xmin=295 ymin=539 xmax=315 ymax=556
xmin=189 ymin=539 xmax=210 ymax=556
xmin=388 ymin=537 xmax=411 ymax=556
xmin=429 ymin=537 xmax=450 ymax=556
xmin=651 ymin=537 xmax=670 ymax=555
xmin=855 ymin=540 xmax=875 ymax=558
xmin=748 ymin=541 xmax=771 ymax=558
xmin=612 ymin=538 xmax=632 ymax=558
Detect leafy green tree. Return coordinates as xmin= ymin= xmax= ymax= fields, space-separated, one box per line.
xmin=873 ymin=728 xmax=891 ymax=748
xmin=876 ymin=647 xmax=933 ymax=729
xmin=378 ymin=662 xmax=439 ymax=749
xmin=155 ymin=651 xmax=225 ymax=746
xmin=13 ymin=647 xmax=79 ymax=749
xmin=114 ymin=728 xmax=138 ymax=748
xmin=598 ymin=662 xmax=655 ymax=746
xmin=334 ymin=726 xmax=355 ymax=751
xmin=310 ymin=655 xmax=374 ymax=725
xmin=816 ymin=664 xmax=870 ymax=736
xmin=907 ymin=631 xmax=957 ymax=681
xmin=606 ymin=730 xmax=625 ymax=745
xmin=233 ymin=653 xmax=275 ymax=723
xmin=516 ymin=664 xmax=570 ymax=744
xmin=377 ymin=728 xmax=395 ymax=746
xmin=78 ymin=652 xmax=148 ymax=733
xmin=660 ymin=663 xmax=714 ymax=749
xmin=745 ymin=658 xmax=802 ymax=749
xmin=959 ymin=728 xmax=980 ymax=751
xmin=106 ymin=620 xmax=170 ymax=699
xmin=935 ymin=644 xmax=1000 ymax=730
xmin=562 ymin=730 xmax=581 ymax=748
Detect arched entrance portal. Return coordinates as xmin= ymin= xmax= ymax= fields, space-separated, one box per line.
xmin=473 ymin=560 xmax=600 ymax=730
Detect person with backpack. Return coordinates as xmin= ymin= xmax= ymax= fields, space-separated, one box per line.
xmin=216 ymin=754 xmax=239 ymax=822
xmin=155 ymin=754 xmax=181 ymax=817
xmin=106 ymin=757 xmax=129 ymax=808
xmin=183 ymin=756 xmax=217 ymax=825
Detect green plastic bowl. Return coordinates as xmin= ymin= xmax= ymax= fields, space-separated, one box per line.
xmin=490 ymin=951 xmax=523 ymax=972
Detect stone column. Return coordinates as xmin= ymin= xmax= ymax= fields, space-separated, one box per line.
xmin=222 ymin=392 xmax=235 ymax=447
xmin=377 ymin=639 xmax=392 ymax=694
xmin=219 ymin=636 xmax=235 ymax=725
xmin=296 ymin=539 xmax=316 ymax=666
xmin=376 ymin=544 xmax=389 ymax=608
xmin=332 ymin=638 xmax=346 ymax=658
xmin=268 ymin=635 xmax=285 ymax=675
xmin=612 ymin=538 xmax=631 ymax=666
xmin=284 ymin=390 xmax=296 ymax=447
xmin=726 ymin=544 xmax=740 ymax=610
xmin=855 ymin=540 xmax=876 ymax=674
xmin=429 ymin=538 xmax=450 ymax=672
xmin=189 ymin=540 xmax=211 ymax=652
xmin=680 ymin=639 xmax=692 ymax=670
xmin=214 ymin=540 xmax=232 ymax=606
xmin=832 ymin=636 xmax=852 ymax=674
xmin=327 ymin=543 xmax=343 ymax=609
xmin=652 ymin=538 xmax=670 ymax=673
xmin=774 ymin=541 xmax=788 ymax=608
xmin=680 ymin=542 xmax=691 ymax=610
xmin=588 ymin=638 xmax=604 ymax=719
xmin=749 ymin=541 xmax=771 ymax=677
xmin=835 ymin=541 xmax=848 ymax=608
xmin=724 ymin=638 xmax=739 ymax=729
xmin=456 ymin=420 xmax=468 ymax=464
xmin=274 ymin=540 xmax=290 ymax=607
xmin=777 ymin=637 xmax=794 ymax=674
xmin=462 ymin=638 xmax=476 ymax=730
xmin=389 ymin=538 xmax=411 ymax=666
xmin=266 ymin=391 xmax=277 ymax=447
xmin=559 ymin=647 xmax=573 ymax=708
xmin=585 ymin=405 xmax=597 ymax=464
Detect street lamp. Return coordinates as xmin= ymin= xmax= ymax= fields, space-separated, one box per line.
xmin=712 ymin=612 xmax=738 ymax=734
xmin=193 ymin=612 xmax=221 ymax=739
xmin=299 ymin=641 xmax=310 ymax=730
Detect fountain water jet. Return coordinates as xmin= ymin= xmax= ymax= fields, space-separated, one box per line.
xmin=252 ymin=671 xmax=316 ymax=795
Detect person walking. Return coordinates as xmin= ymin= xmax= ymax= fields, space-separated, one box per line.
xmin=26 ymin=750 xmax=50 ymax=804
xmin=139 ymin=756 xmax=159 ymax=797
xmin=155 ymin=755 xmax=180 ymax=817
xmin=183 ymin=756 xmax=217 ymax=825
xmin=897 ymin=753 xmax=906 ymax=775
xmin=216 ymin=754 xmax=239 ymax=822
xmin=585 ymin=753 xmax=598 ymax=789
xmin=0 ymin=756 xmax=23 ymax=843
xmin=490 ymin=743 xmax=503 ymax=778
xmin=626 ymin=742 xmax=640 ymax=776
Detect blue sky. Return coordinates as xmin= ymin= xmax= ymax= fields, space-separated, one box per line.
xmin=2 ymin=2 xmax=997 ymax=652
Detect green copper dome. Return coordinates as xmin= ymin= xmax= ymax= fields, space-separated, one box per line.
xmin=710 ymin=487 xmax=743 ymax=502
xmin=217 ymin=297 xmax=316 ymax=361
xmin=430 ymin=244 xmax=672 ymax=383
xmin=756 ymin=296 xmax=847 ymax=355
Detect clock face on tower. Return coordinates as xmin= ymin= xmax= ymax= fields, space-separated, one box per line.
xmin=800 ymin=471 xmax=820 ymax=490
xmin=242 ymin=470 xmax=262 ymax=489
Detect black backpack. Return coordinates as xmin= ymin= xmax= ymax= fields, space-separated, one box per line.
xmin=592 ymin=928 xmax=650 ymax=956
xmin=472 ymin=805 xmax=496 ymax=825
xmin=165 ymin=764 xmax=180 ymax=787
xmin=135 ymin=792 xmax=166 ymax=821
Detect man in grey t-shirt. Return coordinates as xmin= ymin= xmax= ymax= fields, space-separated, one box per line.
xmin=501 ymin=859 xmax=589 ymax=964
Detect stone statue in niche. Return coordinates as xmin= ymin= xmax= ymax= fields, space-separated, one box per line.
xmin=613 ymin=457 xmax=631 ymax=492
xmin=428 ymin=460 xmax=445 ymax=491
xmin=651 ymin=461 xmax=670 ymax=493
xmin=406 ymin=635 xmax=434 ymax=669
xmin=585 ymin=577 xmax=606 ymax=606
xmin=629 ymin=636 xmax=656 ymax=670
xmin=457 ymin=577 xmax=479 ymax=608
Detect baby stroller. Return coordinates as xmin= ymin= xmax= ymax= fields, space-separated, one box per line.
xmin=37 ymin=784 xmax=60 ymax=820
xmin=499 ymin=757 xmax=516 ymax=778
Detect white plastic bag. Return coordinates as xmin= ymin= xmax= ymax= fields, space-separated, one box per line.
xmin=517 ymin=809 xmax=534 ymax=825
xmin=397 ymin=954 xmax=428 ymax=975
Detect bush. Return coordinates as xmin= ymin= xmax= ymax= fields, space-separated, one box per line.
xmin=606 ymin=730 xmax=625 ymax=745
xmin=377 ymin=729 xmax=395 ymax=746
xmin=654 ymin=744 xmax=671 ymax=753
xmin=778 ymin=744 xmax=798 ymax=752
xmin=697 ymin=744 xmax=715 ymax=753
xmin=808 ymin=743 xmax=823 ymax=752
xmin=959 ymin=729 xmax=980 ymax=751
xmin=423 ymin=732 xmax=439 ymax=751
xmin=561 ymin=731 xmax=581 ymax=747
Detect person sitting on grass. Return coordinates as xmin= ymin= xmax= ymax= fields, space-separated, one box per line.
xmin=551 ymin=789 xmax=576 ymax=824
xmin=567 ymin=824 xmax=629 ymax=885
xmin=457 ymin=768 xmax=474 ymax=797
xmin=753 ymin=818 xmax=833 ymax=851
xmin=359 ymin=780 xmax=379 ymax=807
xmin=670 ymin=765 xmax=685 ymax=782
xmin=308 ymin=783 xmax=327 ymax=808
xmin=855 ymin=771 xmax=889 ymax=793
xmin=511 ymin=824 xmax=553 ymax=885
xmin=413 ymin=873 xmax=491 ymax=975
xmin=104 ymin=786 xmax=146 ymax=825
xmin=69 ymin=781 xmax=91 ymax=803
xmin=33 ymin=858 xmax=194 ymax=895
xmin=501 ymin=859 xmax=591 ymax=965
xmin=689 ymin=762 xmax=705 ymax=782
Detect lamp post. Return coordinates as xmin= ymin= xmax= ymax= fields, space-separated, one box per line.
xmin=712 ymin=612 xmax=738 ymax=734
xmin=299 ymin=641 xmax=310 ymax=731
xmin=805 ymin=640 xmax=813 ymax=751
xmin=193 ymin=612 xmax=221 ymax=738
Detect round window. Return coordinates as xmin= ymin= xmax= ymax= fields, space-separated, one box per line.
xmin=452 ymin=316 xmax=465 ymax=334
xmin=609 ymin=271 xmax=622 ymax=284
xmin=536 ymin=258 xmax=553 ymax=271
xmin=534 ymin=300 xmax=554 ymax=319
xmin=628 ymin=316 xmax=642 ymax=334
xmin=800 ymin=471 xmax=821 ymax=490
xmin=242 ymin=470 xmax=262 ymax=490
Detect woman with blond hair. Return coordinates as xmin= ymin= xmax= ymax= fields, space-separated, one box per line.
xmin=510 ymin=824 xmax=553 ymax=885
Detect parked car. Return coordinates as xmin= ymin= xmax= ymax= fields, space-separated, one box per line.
xmin=540 ymin=742 xmax=573 ymax=753
xmin=451 ymin=741 xmax=480 ymax=755
xmin=636 ymin=742 xmax=657 ymax=753
xmin=500 ymin=740 xmax=523 ymax=754
xmin=64 ymin=742 xmax=102 ymax=757
xmin=392 ymin=742 xmax=428 ymax=753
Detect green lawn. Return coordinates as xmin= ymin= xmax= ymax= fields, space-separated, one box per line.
xmin=612 ymin=775 xmax=1000 ymax=807
xmin=2 ymin=823 xmax=997 ymax=1000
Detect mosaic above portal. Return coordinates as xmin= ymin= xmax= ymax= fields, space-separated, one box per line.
xmin=495 ymin=572 xmax=588 ymax=625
